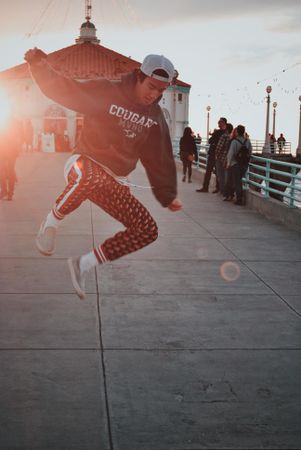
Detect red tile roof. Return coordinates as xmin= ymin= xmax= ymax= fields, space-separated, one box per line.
xmin=0 ymin=42 xmax=190 ymax=88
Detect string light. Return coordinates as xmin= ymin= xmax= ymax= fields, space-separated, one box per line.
xmin=25 ymin=0 xmax=56 ymax=38
xmin=196 ymin=59 xmax=301 ymax=111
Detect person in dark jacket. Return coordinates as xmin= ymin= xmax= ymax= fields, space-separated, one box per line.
xmin=24 ymin=48 xmax=182 ymax=299
xmin=0 ymin=114 xmax=22 ymax=200
xmin=196 ymin=117 xmax=227 ymax=193
xmin=215 ymin=122 xmax=233 ymax=196
xmin=277 ymin=133 xmax=286 ymax=153
xmin=179 ymin=127 xmax=198 ymax=183
xmin=225 ymin=125 xmax=252 ymax=205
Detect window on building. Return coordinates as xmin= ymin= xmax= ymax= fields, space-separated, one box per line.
xmin=178 ymin=93 xmax=183 ymax=103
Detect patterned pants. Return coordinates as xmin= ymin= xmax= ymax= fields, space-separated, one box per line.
xmin=53 ymin=156 xmax=158 ymax=263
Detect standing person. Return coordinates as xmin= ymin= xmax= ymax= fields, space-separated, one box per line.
xmin=225 ymin=125 xmax=252 ymax=205
xmin=196 ymin=117 xmax=227 ymax=193
xmin=179 ymin=127 xmax=198 ymax=183
xmin=269 ymin=133 xmax=276 ymax=154
xmin=277 ymin=133 xmax=286 ymax=153
xmin=0 ymin=114 xmax=22 ymax=201
xmin=24 ymin=48 xmax=182 ymax=299
xmin=215 ymin=122 xmax=233 ymax=197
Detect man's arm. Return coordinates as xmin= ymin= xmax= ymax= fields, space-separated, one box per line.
xmin=24 ymin=48 xmax=109 ymax=115
xmin=140 ymin=115 xmax=181 ymax=209
xmin=247 ymin=139 xmax=253 ymax=157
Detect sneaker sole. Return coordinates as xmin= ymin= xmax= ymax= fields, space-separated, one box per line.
xmin=67 ymin=258 xmax=86 ymax=300
xmin=35 ymin=237 xmax=55 ymax=256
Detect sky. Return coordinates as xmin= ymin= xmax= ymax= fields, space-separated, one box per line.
xmin=0 ymin=0 xmax=301 ymax=151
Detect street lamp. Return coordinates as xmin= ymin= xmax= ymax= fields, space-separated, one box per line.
xmin=262 ymin=85 xmax=272 ymax=153
xmin=296 ymin=95 xmax=301 ymax=156
xmin=272 ymin=101 xmax=277 ymax=137
xmin=206 ymin=105 xmax=211 ymax=141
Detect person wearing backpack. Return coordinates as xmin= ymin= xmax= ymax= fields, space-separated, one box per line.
xmin=224 ymin=125 xmax=252 ymax=205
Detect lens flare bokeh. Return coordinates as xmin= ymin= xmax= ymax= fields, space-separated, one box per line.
xmin=220 ymin=261 xmax=240 ymax=282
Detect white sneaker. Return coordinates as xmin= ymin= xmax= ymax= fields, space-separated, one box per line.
xmin=36 ymin=220 xmax=57 ymax=256
xmin=68 ymin=257 xmax=87 ymax=300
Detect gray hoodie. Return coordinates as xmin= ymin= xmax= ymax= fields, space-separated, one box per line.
xmin=28 ymin=59 xmax=177 ymax=207
xmin=227 ymin=136 xmax=252 ymax=167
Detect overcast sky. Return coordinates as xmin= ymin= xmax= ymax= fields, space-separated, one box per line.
xmin=0 ymin=0 xmax=301 ymax=149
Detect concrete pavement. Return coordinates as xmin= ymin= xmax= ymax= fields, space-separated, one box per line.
xmin=0 ymin=153 xmax=300 ymax=450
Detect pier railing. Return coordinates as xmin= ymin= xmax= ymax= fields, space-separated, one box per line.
xmin=245 ymin=155 xmax=301 ymax=208
xmin=173 ymin=142 xmax=301 ymax=209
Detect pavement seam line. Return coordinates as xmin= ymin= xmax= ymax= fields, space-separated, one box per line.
xmin=90 ymin=201 xmax=115 ymax=450
xmin=216 ymin=239 xmax=301 ymax=319
xmin=182 ymin=208 xmax=301 ymax=319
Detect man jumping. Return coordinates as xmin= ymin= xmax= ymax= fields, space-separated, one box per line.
xmin=24 ymin=48 xmax=182 ymax=299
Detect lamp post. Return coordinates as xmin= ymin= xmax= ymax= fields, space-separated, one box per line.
xmin=272 ymin=101 xmax=277 ymax=137
xmin=297 ymin=95 xmax=301 ymax=156
xmin=263 ymin=85 xmax=272 ymax=153
xmin=206 ymin=105 xmax=211 ymax=141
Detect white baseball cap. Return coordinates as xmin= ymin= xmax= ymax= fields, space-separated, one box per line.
xmin=140 ymin=54 xmax=175 ymax=83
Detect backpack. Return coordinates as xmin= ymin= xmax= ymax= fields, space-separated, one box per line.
xmin=235 ymin=139 xmax=250 ymax=165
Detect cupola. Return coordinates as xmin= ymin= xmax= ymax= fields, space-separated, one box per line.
xmin=75 ymin=0 xmax=100 ymax=44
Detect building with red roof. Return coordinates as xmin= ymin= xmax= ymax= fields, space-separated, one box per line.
xmin=0 ymin=16 xmax=191 ymax=152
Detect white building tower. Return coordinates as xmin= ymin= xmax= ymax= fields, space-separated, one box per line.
xmin=75 ymin=0 xmax=100 ymax=44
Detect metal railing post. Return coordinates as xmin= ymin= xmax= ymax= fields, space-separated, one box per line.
xmin=289 ymin=167 xmax=296 ymax=208
xmin=265 ymin=160 xmax=271 ymax=198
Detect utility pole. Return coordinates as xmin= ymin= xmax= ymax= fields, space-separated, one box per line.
xmin=272 ymin=101 xmax=277 ymax=137
xmin=262 ymin=85 xmax=272 ymax=153
xmin=206 ymin=105 xmax=211 ymax=141
xmin=296 ymin=96 xmax=301 ymax=156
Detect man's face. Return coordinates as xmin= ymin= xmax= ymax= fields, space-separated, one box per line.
xmin=218 ymin=119 xmax=227 ymax=130
xmin=135 ymin=76 xmax=169 ymax=106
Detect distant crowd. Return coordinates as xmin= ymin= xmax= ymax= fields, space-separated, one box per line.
xmin=180 ymin=117 xmax=254 ymax=205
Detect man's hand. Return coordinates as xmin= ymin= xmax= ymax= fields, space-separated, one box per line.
xmin=168 ymin=197 xmax=182 ymax=212
xmin=24 ymin=48 xmax=47 ymax=65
